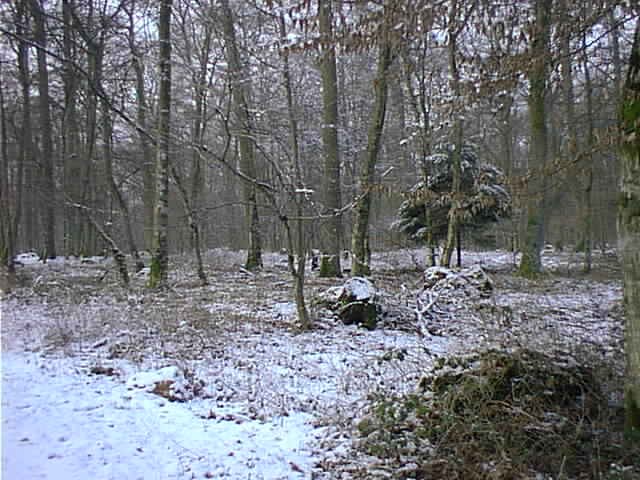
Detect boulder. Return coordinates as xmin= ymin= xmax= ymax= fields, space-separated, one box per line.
xmin=317 ymin=277 xmax=381 ymax=329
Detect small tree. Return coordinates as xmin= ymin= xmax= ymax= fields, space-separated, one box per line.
xmin=394 ymin=144 xmax=511 ymax=252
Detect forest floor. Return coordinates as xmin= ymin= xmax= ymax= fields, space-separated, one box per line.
xmin=0 ymin=247 xmax=627 ymax=479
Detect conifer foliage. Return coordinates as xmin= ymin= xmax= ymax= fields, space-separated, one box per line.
xmin=395 ymin=144 xmax=511 ymax=245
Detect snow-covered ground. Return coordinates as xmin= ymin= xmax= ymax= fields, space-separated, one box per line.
xmin=1 ymin=247 xmax=624 ymax=479
xmin=2 ymin=353 xmax=313 ymax=479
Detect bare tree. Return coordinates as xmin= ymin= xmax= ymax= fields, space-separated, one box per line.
xmin=219 ymin=0 xmax=262 ymax=271
xmin=351 ymin=5 xmax=394 ymax=276
xmin=149 ymin=0 xmax=173 ymax=288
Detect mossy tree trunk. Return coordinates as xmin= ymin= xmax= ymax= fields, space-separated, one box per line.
xmin=318 ymin=0 xmax=342 ymax=278
xmin=518 ymin=0 xmax=551 ymax=278
xmin=220 ymin=0 xmax=262 ymax=271
xmin=149 ymin=0 xmax=172 ymax=289
xmin=619 ymin=16 xmax=640 ymax=442
xmin=351 ymin=21 xmax=393 ymax=277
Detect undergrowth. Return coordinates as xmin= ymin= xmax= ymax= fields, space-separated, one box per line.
xmin=357 ymin=348 xmax=638 ymax=479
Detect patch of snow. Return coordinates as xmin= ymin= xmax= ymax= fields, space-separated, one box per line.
xmin=272 ymin=302 xmax=297 ymax=319
xmin=2 ymin=353 xmax=315 ymax=480
xmin=343 ymin=277 xmax=375 ymax=301
xmin=14 ymin=252 xmax=41 ymax=265
xmin=126 ymin=366 xmax=182 ymax=389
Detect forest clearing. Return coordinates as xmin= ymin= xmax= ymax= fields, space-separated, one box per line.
xmin=2 ymin=247 xmax=634 ymax=479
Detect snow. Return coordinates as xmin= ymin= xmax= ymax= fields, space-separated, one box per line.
xmin=2 ymin=353 xmax=314 ymax=480
xmin=14 ymin=252 xmax=41 ymax=265
xmin=1 ymin=248 xmax=624 ymax=479
xmin=342 ymin=278 xmax=375 ymax=301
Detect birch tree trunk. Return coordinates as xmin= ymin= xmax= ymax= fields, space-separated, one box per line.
xmin=30 ymin=0 xmax=56 ymax=259
xmin=619 ymin=16 xmax=640 ymax=441
xmin=518 ymin=0 xmax=551 ymax=277
xmin=219 ymin=0 xmax=262 ymax=270
xmin=351 ymin=31 xmax=393 ymax=276
xmin=318 ymin=0 xmax=343 ymax=277
xmin=149 ymin=0 xmax=172 ymax=288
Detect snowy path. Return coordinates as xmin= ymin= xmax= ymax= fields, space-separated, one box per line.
xmin=2 ymin=353 xmax=314 ymax=480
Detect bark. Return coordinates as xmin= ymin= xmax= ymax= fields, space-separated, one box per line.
xmin=619 ymin=17 xmax=640 ymax=441
xmin=219 ymin=0 xmax=262 ymax=270
xmin=518 ymin=0 xmax=551 ymax=277
xmin=30 ymin=0 xmax=56 ymax=259
xmin=149 ymin=0 xmax=172 ymax=289
xmin=318 ymin=0 xmax=342 ymax=277
xmin=351 ymin=33 xmax=393 ymax=276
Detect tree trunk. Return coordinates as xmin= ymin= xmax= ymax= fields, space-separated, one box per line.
xmin=518 ymin=0 xmax=551 ymax=277
xmin=619 ymin=16 xmax=640 ymax=441
xmin=101 ymin=102 xmax=144 ymax=273
xmin=351 ymin=29 xmax=393 ymax=276
xmin=30 ymin=0 xmax=56 ymax=259
xmin=14 ymin=0 xmax=32 ymax=260
xmin=318 ymin=0 xmax=342 ymax=277
xmin=279 ymin=13 xmax=311 ymax=329
xmin=219 ymin=0 xmax=262 ymax=270
xmin=149 ymin=0 xmax=172 ymax=288
xmin=0 ymin=60 xmax=20 ymax=281
xmin=127 ymin=1 xmax=155 ymax=253
xmin=441 ymin=1 xmax=463 ymax=268
xmin=61 ymin=0 xmax=83 ymax=257
xmin=581 ymin=27 xmax=594 ymax=273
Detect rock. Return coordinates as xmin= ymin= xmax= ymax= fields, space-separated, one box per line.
xmin=338 ymin=301 xmax=378 ymax=330
xmin=317 ymin=277 xmax=381 ymax=329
